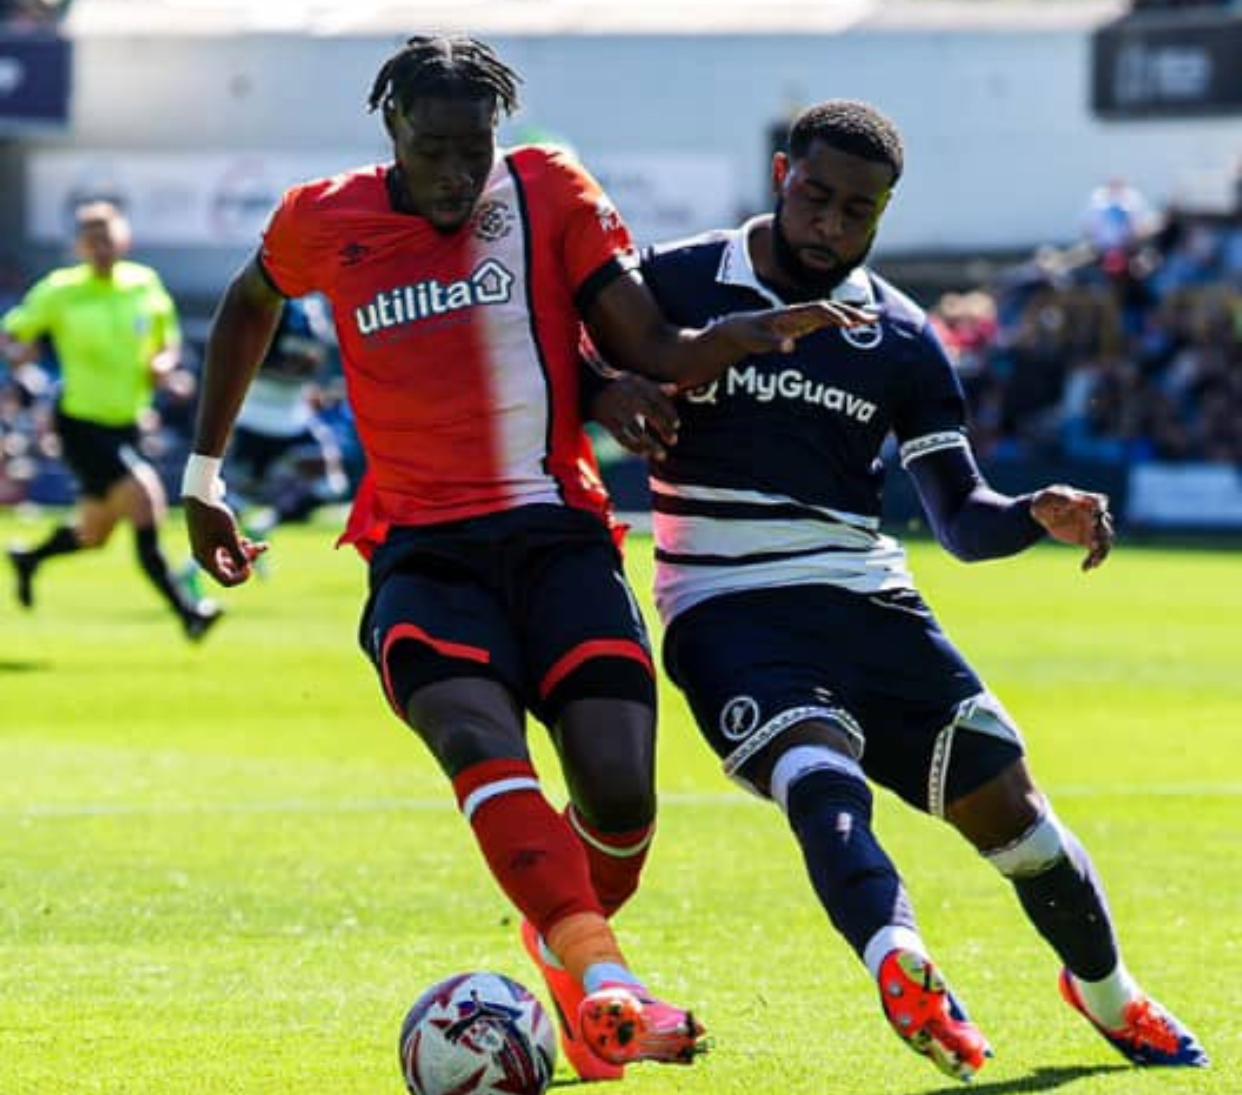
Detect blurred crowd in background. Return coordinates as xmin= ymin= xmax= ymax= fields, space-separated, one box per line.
xmin=0 ymin=0 xmax=70 ymax=28
xmin=933 ymin=180 xmax=1242 ymax=468
xmin=2 ymin=177 xmax=1241 ymax=510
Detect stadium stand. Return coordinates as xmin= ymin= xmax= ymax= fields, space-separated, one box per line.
xmin=930 ymin=201 xmax=1242 ymax=468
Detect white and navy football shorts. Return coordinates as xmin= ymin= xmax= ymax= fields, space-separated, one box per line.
xmin=663 ymin=583 xmax=1024 ymax=815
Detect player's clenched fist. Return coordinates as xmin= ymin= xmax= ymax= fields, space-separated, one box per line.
xmin=1030 ymin=484 xmax=1114 ymax=572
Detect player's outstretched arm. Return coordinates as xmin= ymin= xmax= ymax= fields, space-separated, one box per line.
xmin=910 ymin=447 xmax=1113 ymax=572
xmin=908 ymin=445 xmax=1046 ymax=563
xmin=1030 ymin=484 xmax=1114 ymax=572
xmin=584 ymin=270 xmax=877 ymax=390
xmin=182 ymin=257 xmax=284 ymax=586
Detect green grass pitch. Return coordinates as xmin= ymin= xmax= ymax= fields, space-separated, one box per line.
xmin=0 ymin=508 xmax=1238 ymax=1093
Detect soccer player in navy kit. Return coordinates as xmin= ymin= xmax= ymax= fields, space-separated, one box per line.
xmin=590 ymin=100 xmax=1208 ymax=1081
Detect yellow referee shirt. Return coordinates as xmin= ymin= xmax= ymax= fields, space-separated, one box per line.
xmin=2 ymin=261 xmax=180 ymax=427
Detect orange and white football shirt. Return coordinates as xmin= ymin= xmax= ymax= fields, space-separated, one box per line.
xmin=259 ymin=146 xmax=637 ymax=551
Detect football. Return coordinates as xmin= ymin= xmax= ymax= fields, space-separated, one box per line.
xmin=398 ymin=971 xmax=557 ymax=1095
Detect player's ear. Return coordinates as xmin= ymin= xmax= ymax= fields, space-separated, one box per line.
xmin=771 ymin=152 xmax=790 ymax=195
xmin=381 ymin=98 xmax=399 ymax=140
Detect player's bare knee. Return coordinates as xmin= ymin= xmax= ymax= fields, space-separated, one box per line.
xmin=74 ymin=519 xmax=111 ymax=549
xmin=728 ymin=713 xmax=863 ymax=799
xmin=746 ymin=721 xmax=860 ymax=796
xmin=402 ymin=676 xmax=525 ymax=776
xmin=556 ymin=696 xmax=656 ymax=830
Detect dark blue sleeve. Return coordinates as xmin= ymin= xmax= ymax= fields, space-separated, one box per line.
xmin=907 ymin=445 xmax=1047 ymax=562
xmin=891 ymin=317 xmax=968 ymax=446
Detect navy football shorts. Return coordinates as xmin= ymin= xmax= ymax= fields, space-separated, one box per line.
xmin=663 ymin=583 xmax=1024 ymax=815
xmin=55 ymin=409 xmax=143 ymax=499
xmin=360 ymin=505 xmax=655 ymax=726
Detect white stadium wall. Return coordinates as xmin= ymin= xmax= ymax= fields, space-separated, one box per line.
xmin=4 ymin=7 xmax=1242 ymax=299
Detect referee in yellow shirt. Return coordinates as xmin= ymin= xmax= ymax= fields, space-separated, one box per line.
xmin=1 ymin=201 xmax=221 ymax=640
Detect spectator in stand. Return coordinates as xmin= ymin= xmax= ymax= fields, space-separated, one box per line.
xmin=932 ymin=291 xmax=1006 ymax=458
xmin=966 ymin=194 xmax=1242 ymax=470
xmin=1081 ymin=178 xmax=1153 ymax=259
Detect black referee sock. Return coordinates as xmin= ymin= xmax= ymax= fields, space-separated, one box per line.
xmin=134 ymin=525 xmax=196 ymax=618
xmin=27 ymin=524 xmax=80 ymax=564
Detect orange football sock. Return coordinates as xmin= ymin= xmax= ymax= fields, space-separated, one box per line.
xmin=545 ymin=910 xmax=628 ymax=987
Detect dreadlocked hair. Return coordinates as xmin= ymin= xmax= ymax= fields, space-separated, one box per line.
xmin=367 ymin=35 xmax=522 ymax=118
xmin=789 ymin=100 xmax=903 ymax=184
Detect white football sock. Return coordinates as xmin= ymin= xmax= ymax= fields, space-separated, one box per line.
xmin=1071 ymin=962 xmax=1140 ymax=1029
xmin=862 ymin=925 xmax=929 ymax=980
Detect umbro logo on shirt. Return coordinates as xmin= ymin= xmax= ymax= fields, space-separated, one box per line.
xmin=339 ymin=242 xmax=371 ymax=267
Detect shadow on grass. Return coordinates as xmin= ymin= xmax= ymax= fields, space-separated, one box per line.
xmin=0 ymin=659 xmax=50 ymax=673
xmin=926 ymin=1063 xmax=1130 ymax=1094
xmin=551 ymin=1063 xmax=1130 ymax=1092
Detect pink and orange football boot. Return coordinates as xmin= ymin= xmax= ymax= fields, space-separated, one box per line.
xmin=578 ymin=983 xmax=707 ymax=1067
xmin=878 ymin=949 xmax=992 ymax=1082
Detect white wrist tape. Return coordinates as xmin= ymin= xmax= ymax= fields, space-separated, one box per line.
xmin=181 ymin=453 xmax=226 ymax=504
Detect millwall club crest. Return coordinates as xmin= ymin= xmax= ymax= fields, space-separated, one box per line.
xmin=720 ymin=696 xmax=761 ymax=740
xmin=841 ymin=319 xmax=883 ymax=350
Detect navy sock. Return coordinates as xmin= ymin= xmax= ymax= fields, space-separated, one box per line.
xmin=785 ymin=767 xmax=917 ymax=960
xmin=1011 ymin=828 xmax=1119 ymax=981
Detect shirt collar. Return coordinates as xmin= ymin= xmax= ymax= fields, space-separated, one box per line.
xmin=716 ymin=215 xmax=875 ymax=308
